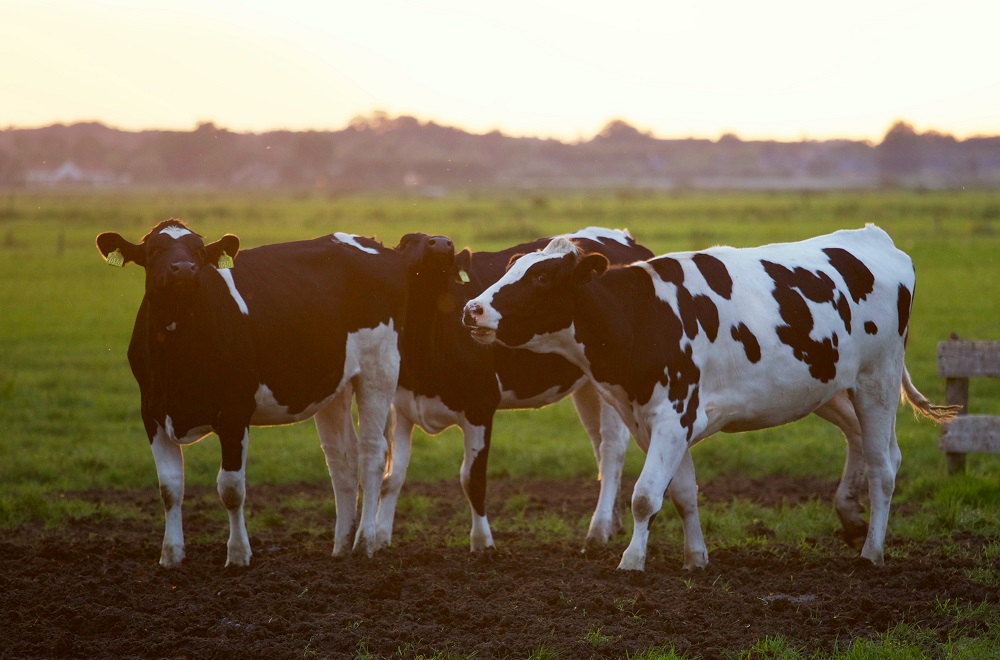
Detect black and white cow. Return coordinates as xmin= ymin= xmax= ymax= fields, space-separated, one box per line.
xmin=463 ymin=225 xmax=958 ymax=570
xmin=375 ymin=228 xmax=653 ymax=552
xmin=97 ymin=220 xmax=406 ymax=567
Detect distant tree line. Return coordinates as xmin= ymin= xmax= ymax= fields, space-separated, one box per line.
xmin=2 ymin=115 xmax=999 ymax=191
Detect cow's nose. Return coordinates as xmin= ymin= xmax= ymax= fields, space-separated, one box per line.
xmin=170 ymin=261 xmax=198 ymax=280
xmin=427 ymin=236 xmax=454 ymax=254
xmin=462 ymin=302 xmax=483 ymax=327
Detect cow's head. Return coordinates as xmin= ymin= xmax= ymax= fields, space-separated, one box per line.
xmin=462 ymin=237 xmax=608 ymax=348
xmin=396 ymin=233 xmax=456 ymax=281
xmin=96 ymin=219 xmax=240 ymax=300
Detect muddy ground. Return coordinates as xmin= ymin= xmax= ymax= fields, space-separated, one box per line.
xmin=2 ymin=476 xmax=996 ymax=659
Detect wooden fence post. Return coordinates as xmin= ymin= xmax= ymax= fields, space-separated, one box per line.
xmin=944 ymin=377 xmax=969 ymax=475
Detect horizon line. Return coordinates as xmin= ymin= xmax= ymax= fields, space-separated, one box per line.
xmin=5 ymin=114 xmax=998 ymax=145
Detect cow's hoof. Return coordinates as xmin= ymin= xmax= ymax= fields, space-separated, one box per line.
xmin=617 ymin=553 xmax=646 ymax=571
xmin=159 ymin=545 xmax=185 ymax=568
xmin=682 ymin=551 xmax=709 ymax=570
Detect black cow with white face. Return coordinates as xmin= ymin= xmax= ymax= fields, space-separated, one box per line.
xmin=97 ymin=220 xmax=406 ymax=567
xmin=464 ymin=225 xmax=958 ymax=570
xmin=374 ymin=228 xmax=653 ymax=552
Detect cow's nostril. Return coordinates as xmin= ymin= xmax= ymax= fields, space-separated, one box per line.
xmin=462 ymin=303 xmax=482 ymax=327
xmin=170 ymin=261 xmax=197 ymax=277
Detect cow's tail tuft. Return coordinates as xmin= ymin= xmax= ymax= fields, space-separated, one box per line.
xmin=900 ymin=365 xmax=963 ymax=423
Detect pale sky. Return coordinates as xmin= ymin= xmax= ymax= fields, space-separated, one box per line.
xmin=3 ymin=0 xmax=1000 ymax=142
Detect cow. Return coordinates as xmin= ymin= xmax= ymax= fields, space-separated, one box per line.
xmin=462 ymin=225 xmax=959 ymax=570
xmin=96 ymin=219 xmax=406 ymax=567
xmin=375 ymin=228 xmax=653 ymax=552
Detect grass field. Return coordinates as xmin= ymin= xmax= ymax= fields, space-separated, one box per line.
xmin=1 ymin=190 xmax=999 ymax=657
xmin=2 ymin=190 xmax=998 ymax=502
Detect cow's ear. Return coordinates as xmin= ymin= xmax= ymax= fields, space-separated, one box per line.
xmin=454 ymin=248 xmax=474 ymax=284
xmin=96 ymin=232 xmax=144 ymax=268
xmin=206 ymin=234 xmax=240 ymax=269
xmin=573 ymin=253 xmax=609 ymax=284
xmin=505 ymin=253 xmax=525 ymax=272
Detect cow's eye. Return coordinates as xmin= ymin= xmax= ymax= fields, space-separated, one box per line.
xmin=196 ymin=247 xmax=207 ymax=263
xmin=148 ymin=246 xmax=163 ymax=259
xmin=534 ymin=272 xmax=550 ymax=286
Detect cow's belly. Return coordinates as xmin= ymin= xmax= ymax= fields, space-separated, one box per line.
xmin=394 ymin=389 xmax=462 ymax=435
xmin=701 ymin=380 xmax=841 ymax=437
xmin=251 ymin=383 xmax=343 ymax=425
xmin=498 ymin=377 xmax=583 ymax=410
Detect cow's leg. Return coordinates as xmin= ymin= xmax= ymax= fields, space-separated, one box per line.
xmin=813 ymin=392 xmax=869 ymax=547
xmin=375 ymin=412 xmax=413 ymax=550
xmin=572 ymin=383 xmax=628 ymax=546
xmin=850 ymin=368 xmax=903 ymax=567
xmin=667 ymin=449 xmax=708 ymax=569
xmin=351 ymin=356 xmax=398 ymax=557
xmin=460 ymin=420 xmax=495 ymax=551
xmin=314 ymin=384 xmax=358 ymax=557
xmin=217 ymin=427 xmax=251 ymax=567
xmin=150 ymin=428 xmax=185 ymax=567
xmin=619 ymin=425 xmax=689 ymax=571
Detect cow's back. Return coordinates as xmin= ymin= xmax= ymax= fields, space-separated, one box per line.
xmin=675 ymin=225 xmax=913 ymax=435
xmin=219 ymin=235 xmax=405 ymax=417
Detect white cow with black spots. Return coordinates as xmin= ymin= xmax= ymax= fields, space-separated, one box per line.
xmin=463 ymin=225 xmax=958 ymax=570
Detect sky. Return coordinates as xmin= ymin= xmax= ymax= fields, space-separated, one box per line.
xmin=3 ymin=0 xmax=1000 ymax=142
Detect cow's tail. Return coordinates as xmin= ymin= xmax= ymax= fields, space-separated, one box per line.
xmin=900 ymin=365 xmax=962 ymax=423
xmin=382 ymin=404 xmax=396 ymax=479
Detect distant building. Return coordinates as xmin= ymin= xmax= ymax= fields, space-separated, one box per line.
xmin=25 ymin=160 xmax=129 ymax=187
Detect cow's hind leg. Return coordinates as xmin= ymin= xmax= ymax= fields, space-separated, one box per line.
xmin=351 ymin=334 xmax=400 ymax=557
xmin=813 ymin=392 xmax=869 ymax=548
xmin=620 ymin=426 xmax=690 ymax=571
xmin=217 ymin=427 xmax=251 ymax=567
xmin=375 ymin=411 xmax=413 ymax=550
xmin=667 ymin=449 xmax=708 ymax=569
xmin=150 ymin=428 xmax=185 ymax=567
xmin=571 ymin=382 xmax=628 ymax=547
xmin=850 ymin=367 xmax=903 ymax=566
xmin=315 ymin=385 xmax=359 ymax=557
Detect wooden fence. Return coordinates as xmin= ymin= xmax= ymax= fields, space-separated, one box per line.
xmin=936 ymin=338 xmax=1000 ymax=474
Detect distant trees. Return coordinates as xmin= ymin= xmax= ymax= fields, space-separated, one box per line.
xmin=1 ymin=116 xmax=998 ymax=190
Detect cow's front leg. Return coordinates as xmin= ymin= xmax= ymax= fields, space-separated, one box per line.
xmin=218 ymin=427 xmax=251 ymax=567
xmin=461 ymin=421 xmax=494 ymax=551
xmin=150 ymin=427 xmax=185 ymax=567
xmin=619 ymin=426 xmax=689 ymax=571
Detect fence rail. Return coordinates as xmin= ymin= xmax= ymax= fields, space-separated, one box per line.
xmin=936 ymin=339 xmax=1000 ymax=474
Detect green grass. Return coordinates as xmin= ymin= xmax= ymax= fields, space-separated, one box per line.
xmin=2 ymin=189 xmax=999 ymax=511
xmin=1 ymin=189 xmax=999 ymax=658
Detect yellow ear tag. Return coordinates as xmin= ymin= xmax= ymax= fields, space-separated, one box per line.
xmin=217 ymin=251 xmax=234 ymax=269
xmin=456 ymin=269 xmax=470 ymax=284
xmin=106 ymin=248 xmax=125 ymax=268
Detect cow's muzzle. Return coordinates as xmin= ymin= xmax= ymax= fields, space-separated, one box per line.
xmin=462 ymin=301 xmax=497 ymax=344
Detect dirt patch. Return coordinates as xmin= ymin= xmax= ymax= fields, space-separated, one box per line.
xmin=1 ymin=476 xmax=996 ymax=659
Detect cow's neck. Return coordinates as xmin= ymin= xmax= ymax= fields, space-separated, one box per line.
xmin=569 ymin=269 xmax=642 ymax=387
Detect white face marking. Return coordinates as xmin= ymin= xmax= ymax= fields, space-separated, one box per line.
xmin=159 ymin=226 xmax=193 ymax=239
xmin=471 ymin=237 xmax=577 ymax=332
xmin=564 ymin=226 xmax=631 ymax=246
xmin=333 ymin=232 xmax=379 ymax=255
xmin=215 ymin=268 xmax=249 ymax=315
